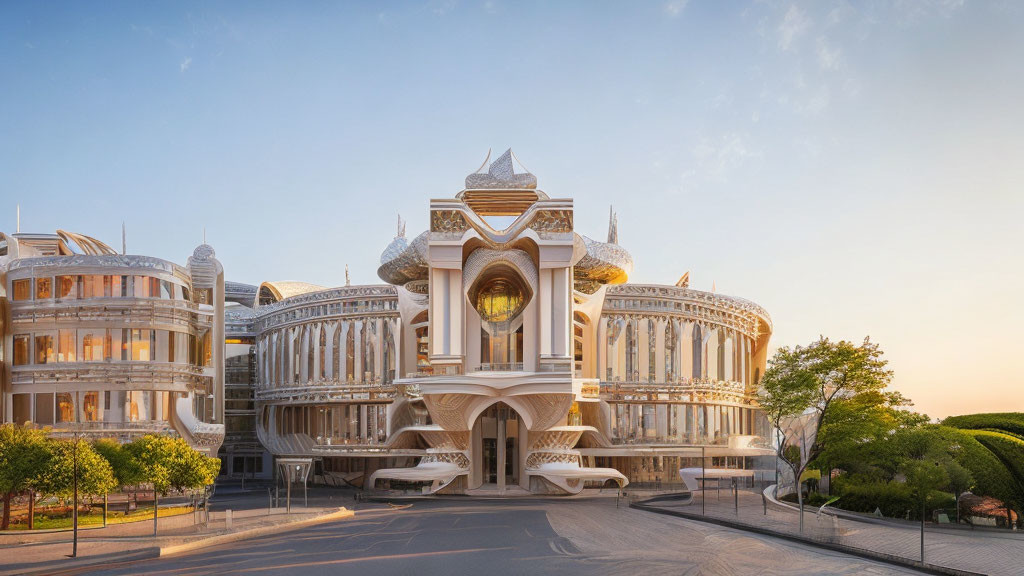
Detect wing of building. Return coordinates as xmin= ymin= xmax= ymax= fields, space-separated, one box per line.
xmin=0 ymin=232 xmax=225 ymax=455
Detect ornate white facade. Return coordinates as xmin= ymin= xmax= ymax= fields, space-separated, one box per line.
xmin=0 ymin=231 xmax=225 ymax=455
xmin=246 ymin=150 xmax=775 ymax=495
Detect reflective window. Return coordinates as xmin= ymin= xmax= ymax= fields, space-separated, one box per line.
xmin=35 ymin=277 xmax=52 ymax=299
xmin=56 ymin=275 xmax=76 ymax=299
xmin=57 ymin=329 xmax=76 ymax=362
xmin=56 ymin=392 xmax=75 ymax=423
xmin=130 ymin=329 xmax=155 ymax=361
xmin=12 ymin=279 xmax=31 ymax=301
xmin=35 ymin=334 xmax=55 ymax=364
xmin=13 ymin=334 xmax=30 ymax=365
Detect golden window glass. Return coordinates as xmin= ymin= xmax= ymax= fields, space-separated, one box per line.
xmin=13 ymin=335 xmax=30 ymax=365
xmin=82 ymin=391 xmax=100 ymax=422
xmin=12 ymin=279 xmax=30 ymax=300
xmin=474 ymin=277 xmax=525 ymax=323
xmin=56 ymin=392 xmax=75 ymax=423
xmin=56 ymin=275 xmax=76 ymax=298
xmin=57 ymin=329 xmax=76 ymax=362
xmin=35 ymin=277 xmax=52 ymax=299
xmin=35 ymin=335 xmax=55 ymax=364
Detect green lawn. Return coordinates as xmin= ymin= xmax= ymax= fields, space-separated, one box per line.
xmin=6 ymin=505 xmax=194 ymax=531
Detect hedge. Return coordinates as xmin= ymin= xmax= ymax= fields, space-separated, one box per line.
xmin=968 ymin=430 xmax=1024 ymax=492
xmin=943 ymin=413 xmax=1024 ymax=439
xmin=929 ymin=426 xmax=1021 ymax=510
xmin=832 ymin=478 xmax=954 ymax=520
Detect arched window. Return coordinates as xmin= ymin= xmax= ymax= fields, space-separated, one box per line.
xmin=648 ymin=321 xmax=657 ymax=383
xmin=319 ymin=326 xmax=327 ymax=380
xmin=625 ymin=320 xmax=638 ymax=382
xmin=332 ymin=324 xmax=341 ymax=380
xmin=665 ymin=322 xmax=676 ymax=382
xmin=345 ymin=323 xmax=355 ymax=382
xmin=691 ymin=324 xmax=702 ymax=379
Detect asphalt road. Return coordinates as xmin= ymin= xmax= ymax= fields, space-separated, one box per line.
xmin=71 ymin=498 xmax=922 ymax=576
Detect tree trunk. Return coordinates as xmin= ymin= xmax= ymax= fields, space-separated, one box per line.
xmin=797 ymin=481 xmax=805 ymax=534
xmin=28 ymin=491 xmax=34 ymax=530
xmin=153 ymin=492 xmax=159 ymax=536
xmin=1 ymin=492 xmax=11 ymax=530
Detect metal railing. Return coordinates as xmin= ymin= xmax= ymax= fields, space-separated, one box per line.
xmin=474 ymin=362 xmax=524 ymax=372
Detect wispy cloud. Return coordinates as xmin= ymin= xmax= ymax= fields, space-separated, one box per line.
xmin=777 ymin=5 xmax=810 ymax=51
xmin=816 ymin=37 xmax=842 ymax=70
xmin=429 ymin=0 xmax=458 ymax=16
xmin=180 ymin=57 xmax=192 ymax=73
xmin=691 ymin=132 xmax=763 ymax=183
xmin=664 ymin=0 xmax=688 ymax=18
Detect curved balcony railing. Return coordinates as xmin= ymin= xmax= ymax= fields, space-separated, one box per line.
xmin=474 ymin=362 xmax=523 ymax=372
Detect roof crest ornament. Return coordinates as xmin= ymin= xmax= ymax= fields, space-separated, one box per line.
xmin=345 ymin=264 xmax=351 ymax=287
xmin=607 ymin=205 xmax=619 ymax=245
xmin=465 ymin=148 xmax=537 ymax=189
xmin=396 ymin=214 xmax=406 ymax=239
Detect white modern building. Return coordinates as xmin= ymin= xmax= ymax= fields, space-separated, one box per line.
xmin=0 ymin=231 xmax=225 ymax=455
xmin=246 ymin=150 xmax=775 ymax=494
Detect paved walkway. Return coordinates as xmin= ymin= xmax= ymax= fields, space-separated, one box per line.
xmin=0 ymin=486 xmax=360 ymax=576
xmin=636 ymin=487 xmax=1024 ymax=576
xmin=69 ymin=497 xmax=925 ymax=576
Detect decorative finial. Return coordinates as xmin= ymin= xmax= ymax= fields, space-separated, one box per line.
xmin=397 ymin=214 xmax=406 ymax=238
xmin=122 ymin=221 xmax=126 ymax=255
xmin=712 ymin=280 xmax=716 ymax=294
xmin=345 ymin=265 xmax=351 ymax=287
xmin=607 ymin=205 xmax=619 ymax=245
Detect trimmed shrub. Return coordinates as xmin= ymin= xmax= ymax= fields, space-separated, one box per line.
xmin=831 ymin=478 xmax=954 ymax=519
xmin=943 ymin=413 xmax=1024 ymax=439
xmin=929 ymin=426 xmax=1021 ymax=510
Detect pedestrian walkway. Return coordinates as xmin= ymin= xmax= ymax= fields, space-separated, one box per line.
xmin=0 ymin=486 xmax=360 ymax=576
xmin=633 ymin=486 xmax=1024 ymax=576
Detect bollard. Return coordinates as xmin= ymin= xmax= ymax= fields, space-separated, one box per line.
xmin=225 ymin=509 xmax=232 ymax=530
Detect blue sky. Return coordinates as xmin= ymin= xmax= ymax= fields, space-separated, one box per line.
xmin=2 ymin=1 xmax=1022 ymax=418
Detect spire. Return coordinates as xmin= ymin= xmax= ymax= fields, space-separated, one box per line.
xmin=16 ymin=204 xmax=20 ymax=233
xmin=122 ymin=222 xmax=126 ymax=255
xmin=396 ymin=214 xmax=406 ymax=238
xmin=345 ymin=264 xmax=351 ymax=287
xmin=607 ymin=205 xmax=619 ymax=244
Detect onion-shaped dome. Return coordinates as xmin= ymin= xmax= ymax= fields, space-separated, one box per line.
xmin=377 ymin=231 xmax=430 ymax=286
xmin=573 ymin=235 xmax=634 ymax=294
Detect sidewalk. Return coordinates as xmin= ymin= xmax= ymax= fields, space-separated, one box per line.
xmin=632 ymin=486 xmax=1024 ymax=576
xmin=0 ymin=486 xmax=359 ymax=576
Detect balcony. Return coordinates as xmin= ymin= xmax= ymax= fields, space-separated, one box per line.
xmin=474 ymin=362 xmax=523 ymax=372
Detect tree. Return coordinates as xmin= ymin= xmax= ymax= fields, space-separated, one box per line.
xmin=93 ymin=438 xmax=144 ymax=489
xmin=124 ymin=435 xmax=219 ymax=535
xmin=35 ymin=439 xmax=117 ymax=503
xmin=0 ymin=424 xmax=51 ymax=530
xmin=759 ymin=336 xmax=894 ymax=532
xmin=945 ymin=459 xmax=974 ymax=524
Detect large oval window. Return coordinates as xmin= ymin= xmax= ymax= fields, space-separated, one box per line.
xmin=474 ymin=276 xmax=526 ymax=323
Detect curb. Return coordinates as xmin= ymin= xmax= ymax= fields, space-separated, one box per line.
xmin=158 ymin=507 xmax=354 ymax=557
xmin=630 ymin=500 xmax=985 ymax=576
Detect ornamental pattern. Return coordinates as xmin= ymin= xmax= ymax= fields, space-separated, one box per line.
xmin=430 ymin=210 xmax=469 ymax=234
xmin=525 ymin=451 xmax=582 ymax=469
xmin=529 ymin=210 xmax=573 ymax=235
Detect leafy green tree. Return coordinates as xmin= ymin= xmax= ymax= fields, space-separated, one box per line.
xmin=93 ymin=438 xmax=144 ymax=488
xmin=759 ymin=336 xmax=894 ymax=531
xmin=945 ymin=459 xmax=974 ymax=524
xmin=0 ymin=424 xmax=51 ymax=530
xmin=35 ymin=439 xmax=117 ymax=502
xmin=124 ymin=435 xmax=219 ymax=535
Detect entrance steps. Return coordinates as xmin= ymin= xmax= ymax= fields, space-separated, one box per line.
xmin=465 ymin=484 xmax=532 ymax=498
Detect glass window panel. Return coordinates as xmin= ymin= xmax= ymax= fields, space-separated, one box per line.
xmin=35 ymin=334 xmax=55 ymax=364
xmin=57 ymin=329 xmax=76 ymax=362
xmin=56 ymin=392 xmax=75 ymax=423
xmin=12 ymin=279 xmax=31 ymax=300
xmin=35 ymin=393 xmax=54 ymax=425
xmin=130 ymin=329 xmax=154 ymax=361
xmin=35 ymin=277 xmax=52 ymax=299
xmin=12 ymin=394 xmax=31 ymax=425
xmin=56 ymin=275 xmax=76 ymax=299
xmin=119 ymin=275 xmax=131 ymax=297
xmin=13 ymin=334 xmax=30 ymax=365
xmin=81 ymin=391 xmax=100 ymax=422
xmin=81 ymin=330 xmax=107 ymax=361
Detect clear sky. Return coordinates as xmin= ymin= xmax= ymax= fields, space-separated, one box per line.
xmin=2 ymin=1 xmax=1022 ymax=419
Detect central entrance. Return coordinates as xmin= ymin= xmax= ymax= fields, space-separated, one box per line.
xmin=475 ymin=402 xmax=520 ymax=490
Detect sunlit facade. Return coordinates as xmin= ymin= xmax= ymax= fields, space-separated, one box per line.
xmin=0 ymin=231 xmax=225 ymax=455
xmin=249 ymin=150 xmax=775 ymax=494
